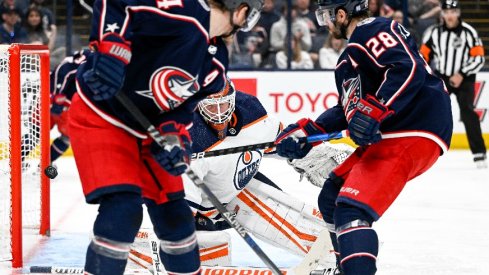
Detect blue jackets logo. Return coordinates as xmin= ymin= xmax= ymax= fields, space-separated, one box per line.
xmin=150 ymin=66 xmax=200 ymax=111
xmin=341 ymin=75 xmax=362 ymax=120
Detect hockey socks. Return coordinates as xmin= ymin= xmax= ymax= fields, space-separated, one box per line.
xmin=337 ymin=224 xmax=378 ymax=275
xmin=85 ymin=238 xmax=129 ymax=275
xmin=146 ymin=199 xmax=201 ymax=274
xmin=50 ymin=136 xmax=70 ymax=162
xmin=85 ymin=192 xmax=143 ymax=275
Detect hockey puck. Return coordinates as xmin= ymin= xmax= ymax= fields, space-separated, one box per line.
xmin=44 ymin=165 xmax=58 ymax=179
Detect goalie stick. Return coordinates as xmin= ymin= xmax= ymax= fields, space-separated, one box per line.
xmin=191 ymin=131 xmax=347 ymax=160
xmin=114 ymin=92 xmax=283 ymax=275
xmin=27 ymin=266 xmax=151 ymax=274
xmin=27 ymin=230 xmax=332 ymax=275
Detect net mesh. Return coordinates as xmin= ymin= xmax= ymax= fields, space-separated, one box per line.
xmin=0 ymin=45 xmax=44 ymax=262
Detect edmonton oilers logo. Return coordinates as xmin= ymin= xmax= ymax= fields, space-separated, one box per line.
xmin=233 ymin=150 xmax=262 ymax=190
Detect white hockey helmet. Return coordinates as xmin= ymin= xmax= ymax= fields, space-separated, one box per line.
xmin=198 ymin=77 xmax=236 ymax=128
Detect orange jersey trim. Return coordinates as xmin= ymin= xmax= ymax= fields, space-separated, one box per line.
xmin=205 ymin=115 xmax=269 ymax=152
xmin=470 ymin=45 xmax=485 ymax=57
xmin=419 ymin=44 xmax=431 ymax=63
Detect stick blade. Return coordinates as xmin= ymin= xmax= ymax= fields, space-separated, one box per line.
xmin=290 ymin=230 xmax=333 ymax=275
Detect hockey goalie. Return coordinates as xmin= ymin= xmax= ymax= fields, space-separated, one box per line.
xmin=129 ymin=78 xmax=354 ymax=272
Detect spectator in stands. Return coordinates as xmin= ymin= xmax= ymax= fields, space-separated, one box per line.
xmin=408 ymin=0 xmax=441 ymax=41
xmin=23 ymin=6 xmax=54 ymax=50
xmin=28 ymin=0 xmax=55 ymax=39
xmin=0 ymin=6 xmax=27 ymax=44
xmin=392 ymin=9 xmax=419 ymax=44
xmin=229 ymin=28 xmax=267 ymax=69
xmin=318 ymin=35 xmax=345 ymax=69
xmin=276 ymin=35 xmax=313 ymax=69
xmin=368 ymin=0 xmax=393 ymax=17
xmin=295 ymin=0 xmax=319 ymax=35
xmin=270 ymin=4 xmax=312 ymax=52
xmin=0 ymin=0 xmax=24 ymax=23
xmin=257 ymin=0 xmax=281 ymax=38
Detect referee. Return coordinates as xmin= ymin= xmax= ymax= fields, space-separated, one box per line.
xmin=421 ymin=0 xmax=487 ymax=168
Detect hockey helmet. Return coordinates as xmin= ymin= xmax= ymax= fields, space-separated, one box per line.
xmin=221 ymin=0 xmax=265 ymax=31
xmin=315 ymin=0 xmax=368 ymax=26
xmin=441 ymin=0 xmax=459 ymax=9
xmin=198 ymin=77 xmax=236 ymax=127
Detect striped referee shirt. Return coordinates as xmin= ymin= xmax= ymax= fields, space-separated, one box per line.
xmin=420 ymin=21 xmax=485 ymax=77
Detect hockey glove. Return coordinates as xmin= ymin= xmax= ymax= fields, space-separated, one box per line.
xmin=50 ymin=94 xmax=67 ymax=115
xmin=82 ymin=33 xmax=131 ymax=101
xmin=347 ymin=95 xmax=394 ymax=146
xmin=150 ymin=122 xmax=192 ymax=176
xmin=274 ymin=118 xmax=325 ymax=159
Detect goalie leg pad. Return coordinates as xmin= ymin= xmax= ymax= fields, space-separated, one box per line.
xmin=334 ymin=203 xmax=377 ymax=275
xmin=146 ymin=198 xmax=200 ymax=274
xmin=197 ymin=230 xmax=232 ymax=266
xmin=86 ymin=192 xmax=143 ymax=275
xmin=228 ymin=177 xmax=328 ymax=257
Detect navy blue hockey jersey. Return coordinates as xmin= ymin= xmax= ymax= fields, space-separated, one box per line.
xmin=51 ymin=50 xmax=91 ymax=105
xmin=316 ymin=17 xmax=453 ymax=153
xmin=75 ymin=0 xmax=227 ymax=138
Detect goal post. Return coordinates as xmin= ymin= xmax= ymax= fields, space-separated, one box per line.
xmin=0 ymin=44 xmax=50 ymax=268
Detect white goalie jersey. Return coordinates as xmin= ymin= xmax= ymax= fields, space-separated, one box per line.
xmin=183 ymin=113 xmax=281 ymax=220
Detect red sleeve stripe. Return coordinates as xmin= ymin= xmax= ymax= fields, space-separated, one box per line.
xmin=98 ymin=0 xmax=107 ymax=39
xmin=335 ymin=59 xmax=348 ymax=69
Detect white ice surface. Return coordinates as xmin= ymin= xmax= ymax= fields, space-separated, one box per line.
xmin=1 ymin=150 xmax=488 ymax=274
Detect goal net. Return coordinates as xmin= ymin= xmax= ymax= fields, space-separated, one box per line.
xmin=0 ymin=44 xmax=50 ymax=268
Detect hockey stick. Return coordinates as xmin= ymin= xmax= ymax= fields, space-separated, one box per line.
xmin=114 ymin=92 xmax=283 ymax=275
xmin=27 ymin=266 xmax=150 ymax=274
xmin=291 ymin=230 xmax=332 ymax=275
xmin=191 ymin=131 xmax=347 ymax=160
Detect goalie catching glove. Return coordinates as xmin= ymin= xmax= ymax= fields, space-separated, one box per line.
xmin=288 ymin=142 xmax=355 ymax=188
xmin=347 ymin=95 xmax=394 ymax=146
xmin=82 ymin=33 xmax=132 ymax=101
xmin=151 ymin=122 xmax=192 ymax=176
xmin=275 ymin=118 xmax=326 ymax=159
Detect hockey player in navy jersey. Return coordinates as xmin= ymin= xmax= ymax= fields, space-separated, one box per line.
xmin=19 ymin=50 xmax=89 ymax=170
xmin=48 ymin=50 xmax=90 ymax=163
xmin=69 ymin=0 xmax=264 ymax=274
xmin=274 ymin=0 xmax=453 ymax=274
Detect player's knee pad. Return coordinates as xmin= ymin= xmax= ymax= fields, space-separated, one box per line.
xmin=317 ymin=173 xmax=343 ymax=228
xmin=146 ymin=198 xmax=200 ymax=274
xmin=86 ymin=192 xmax=143 ymax=275
xmin=93 ymin=192 xmax=143 ymax=243
xmin=334 ymin=203 xmax=378 ymax=275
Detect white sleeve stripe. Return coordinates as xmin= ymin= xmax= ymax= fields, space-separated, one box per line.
xmin=348 ymin=43 xmax=386 ymax=68
xmin=384 ymin=20 xmax=417 ymax=107
xmin=59 ymin=70 xmax=77 ymax=93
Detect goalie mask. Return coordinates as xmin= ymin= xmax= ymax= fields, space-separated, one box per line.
xmin=198 ymin=78 xmax=236 ymax=140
